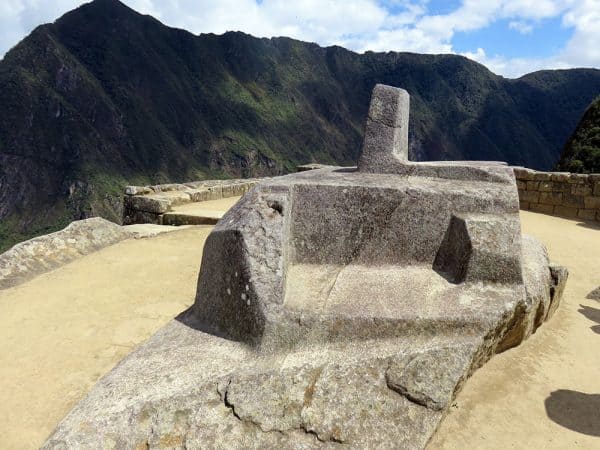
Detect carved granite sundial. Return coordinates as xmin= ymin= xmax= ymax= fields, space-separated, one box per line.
xmin=44 ymin=85 xmax=567 ymax=449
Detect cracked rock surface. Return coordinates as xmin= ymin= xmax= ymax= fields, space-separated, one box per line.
xmin=43 ymin=321 xmax=474 ymax=449
xmin=385 ymin=345 xmax=476 ymax=411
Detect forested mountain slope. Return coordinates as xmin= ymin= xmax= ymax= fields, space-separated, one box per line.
xmin=1 ymin=0 xmax=599 ymax=250
xmin=558 ymin=96 xmax=600 ymax=173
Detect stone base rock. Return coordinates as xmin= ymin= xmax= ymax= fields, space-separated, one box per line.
xmin=42 ymin=174 xmax=566 ymax=449
xmin=43 ymin=245 xmax=561 ymax=449
xmin=42 ymin=85 xmax=569 ymax=449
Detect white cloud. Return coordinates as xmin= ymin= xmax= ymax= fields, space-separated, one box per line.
xmin=500 ymin=0 xmax=571 ymax=19
xmin=560 ymin=0 xmax=600 ymax=67
xmin=508 ymin=20 xmax=533 ymax=34
xmin=0 ymin=0 xmax=83 ymax=56
xmin=125 ymin=0 xmax=390 ymax=45
xmin=459 ymin=47 xmax=572 ymax=78
xmin=461 ymin=0 xmax=600 ymax=76
xmin=0 ymin=0 xmax=599 ymax=78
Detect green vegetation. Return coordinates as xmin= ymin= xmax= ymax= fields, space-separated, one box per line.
xmin=1 ymin=0 xmax=600 ymax=250
xmin=557 ymin=96 xmax=600 ymax=173
xmin=0 ymin=210 xmax=72 ymax=254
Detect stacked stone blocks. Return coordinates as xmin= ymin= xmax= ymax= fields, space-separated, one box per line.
xmin=514 ymin=167 xmax=600 ymax=221
xmin=122 ymin=178 xmax=264 ymax=225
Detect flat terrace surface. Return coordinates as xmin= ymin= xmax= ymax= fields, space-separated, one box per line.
xmin=167 ymin=196 xmax=241 ymax=219
xmin=0 ymin=211 xmax=598 ymax=449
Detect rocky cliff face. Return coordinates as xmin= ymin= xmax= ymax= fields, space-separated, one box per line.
xmin=1 ymin=0 xmax=600 ymax=251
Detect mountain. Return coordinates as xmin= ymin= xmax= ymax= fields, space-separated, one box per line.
xmin=1 ymin=0 xmax=600 ymax=251
xmin=557 ymin=96 xmax=600 ymax=173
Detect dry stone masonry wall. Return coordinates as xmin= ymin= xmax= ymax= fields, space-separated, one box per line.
xmin=123 ymin=178 xmax=265 ymax=225
xmin=514 ymin=168 xmax=600 ymax=222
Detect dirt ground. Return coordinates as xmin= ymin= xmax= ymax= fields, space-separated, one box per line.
xmin=0 ymin=209 xmax=598 ymax=449
xmin=169 ymin=195 xmax=241 ymax=219
xmin=0 ymin=226 xmax=213 ymax=450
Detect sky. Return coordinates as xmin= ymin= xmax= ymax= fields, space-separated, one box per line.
xmin=1 ymin=0 xmax=599 ymax=78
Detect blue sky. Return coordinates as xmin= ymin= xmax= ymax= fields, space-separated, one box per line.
xmin=1 ymin=0 xmax=599 ymax=78
xmin=453 ymin=16 xmax=571 ymax=59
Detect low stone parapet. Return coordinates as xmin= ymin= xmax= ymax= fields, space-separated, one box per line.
xmin=0 ymin=218 xmax=132 ymax=290
xmin=122 ymin=178 xmax=265 ymax=225
xmin=513 ymin=168 xmax=600 ymax=221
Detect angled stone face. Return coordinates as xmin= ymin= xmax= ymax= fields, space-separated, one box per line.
xmin=434 ymin=214 xmax=522 ymax=284
xmin=188 ymin=186 xmax=289 ymax=345
xmin=43 ymin=84 xmax=568 ymax=450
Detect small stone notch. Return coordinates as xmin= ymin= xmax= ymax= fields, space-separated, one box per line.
xmin=358 ymin=84 xmax=410 ymax=173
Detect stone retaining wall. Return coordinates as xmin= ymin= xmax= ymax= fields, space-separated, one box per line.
xmin=123 ymin=178 xmax=264 ymax=225
xmin=514 ymin=167 xmax=600 ymax=222
xmin=124 ymin=169 xmax=600 ymax=225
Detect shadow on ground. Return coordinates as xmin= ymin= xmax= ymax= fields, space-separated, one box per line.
xmin=174 ymin=307 xmax=245 ymax=343
xmin=546 ymin=307 xmax=600 ymax=435
xmin=586 ymin=286 xmax=600 ymax=301
xmin=545 ymin=390 xmax=600 ymax=436
xmin=578 ymin=304 xmax=600 ymax=334
xmin=575 ymin=221 xmax=600 ymax=231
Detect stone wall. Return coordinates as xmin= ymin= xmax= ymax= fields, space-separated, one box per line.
xmin=0 ymin=218 xmax=132 ymax=290
xmin=123 ymin=178 xmax=264 ymax=225
xmin=123 ymin=169 xmax=600 ymax=225
xmin=514 ymin=167 xmax=600 ymax=221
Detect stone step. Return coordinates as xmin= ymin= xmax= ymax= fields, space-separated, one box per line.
xmin=162 ymin=196 xmax=242 ymax=226
xmin=162 ymin=213 xmax=220 ymax=226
